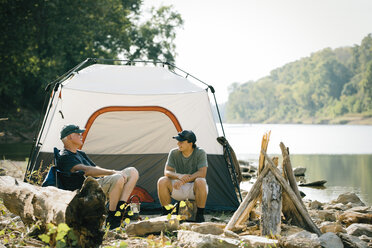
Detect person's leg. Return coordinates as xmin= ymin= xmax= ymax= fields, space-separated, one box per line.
xmin=194 ymin=178 xmax=207 ymax=208
xmin=119 ymin=167 xmax=139 ymax=202
xmin=194 ymin=178 xmax=208 ymax=222
xmin=157 ymin=176 xmax=173 ymax=206
xmin=108 ymin=176 xmax=125 ymax=211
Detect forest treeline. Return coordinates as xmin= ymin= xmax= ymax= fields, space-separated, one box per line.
xmin=0 ymin=0 xmax=183 ymax=141
xmin=226 ymin=34 xmax=372 ymax=124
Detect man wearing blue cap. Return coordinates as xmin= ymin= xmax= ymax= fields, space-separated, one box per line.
xmin=157 ymin=130 xmax=208 ymax=222
xmin=58 ymin=124 xmax=139 ymax=229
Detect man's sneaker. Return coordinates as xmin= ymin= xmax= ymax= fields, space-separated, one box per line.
xmin=195 ymin=214 xmax=205 ymax=223
xmin=105 ymin=211 xmax=121 ymax=230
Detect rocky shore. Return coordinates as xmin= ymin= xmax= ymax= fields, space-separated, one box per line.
xmin=1 ymin=160 xmax=371 ymax=247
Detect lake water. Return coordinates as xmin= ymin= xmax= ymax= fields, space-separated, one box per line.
xmin=219 ymin=124 xmax=372 ymax=206
xmin=1 ymin=124 xmax=372 ymax=205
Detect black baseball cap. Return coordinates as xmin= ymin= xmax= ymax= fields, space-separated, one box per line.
xmin=60 ymin=124 xmax=85 ymax=139
xmin=173 ymin=130 xmax=197 ymax=143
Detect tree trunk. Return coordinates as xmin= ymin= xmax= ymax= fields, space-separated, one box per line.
xmin=0 ymin=176 xmax=106 ymax=248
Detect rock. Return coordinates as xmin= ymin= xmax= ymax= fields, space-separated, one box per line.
xmin=125 ymin=216 xmax=179 ymax=236
xmin=279 ymin=230 xmax=321 ymax=248
xmin=348 ymin=206 xmax=372 ymax=214
xmin=240 ymin=235 xmax=279 ymax=247
xmin=333 ymin=192 xmax=365 ymax=206
xmin=324 ymin=203 xmax=349 ymax=211
xmin=177 ymin=230 xmax=240 ymax=248
xmin=191 ymin=222 xmax=224 ymax=235
xmin=317 ymin=210 xmax=337 ymax=222
xmin=319 ymin=232 xmax=344 ymax=248
xmin=359 ymin=235 xmax=372 ymax=243
xmin=346 ymin=224 xmax=372 ymax=237
xmin=223 ymin=230 xmax=240 ymax=239
xmin=320 ymin=221 xmax=346 ymax=234
xmin=338 ymin=233 xmax=369 ymax=248
xmin=310 ymin=200 xmax=323 ymax=210
xmin=293 ymin=167 xmax=306 ymax=176
xmin=338 ymin=211 xmax=372 ymax=226
xmin=281 ymin=224 xmax=306 ymax=236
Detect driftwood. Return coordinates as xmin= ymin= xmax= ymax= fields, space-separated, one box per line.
xmin=261 ymin=170 xmax=282 ymax=236
xmin=280 ymin=142 xmax=303 ymax=203
xmin=226 ymin=145 xmax=321 ymax=236
xmin=258 ymin=131 xmax=271 ymax=174
xmin=225 ymin=164 xmax=271 ymax=231
xmin=299 ymin=180 xmax=327 ymax=187
xmin=262 ymin=151 xmax=322 ymax=236
xmin=0 ymin=176 xmax=106 ymax=247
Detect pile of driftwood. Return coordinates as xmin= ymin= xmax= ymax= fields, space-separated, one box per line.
xmin=225 ymin=132 xmax=321 ymax=237
xmin=0 ymin=176 xmax=106 ymax=247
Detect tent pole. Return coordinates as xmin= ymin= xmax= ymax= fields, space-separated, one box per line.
xmin=26 ymin=59 xmax=92 ymax=181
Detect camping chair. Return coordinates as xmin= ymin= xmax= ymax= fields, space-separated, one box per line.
xmin=41 ymin=147 xmax=85 ymax=191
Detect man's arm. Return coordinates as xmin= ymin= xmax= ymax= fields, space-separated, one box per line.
xmin=71 ymin=164 xmax=117 ymax=177
xmin=164 ymin=165 xmax=184 ymax=180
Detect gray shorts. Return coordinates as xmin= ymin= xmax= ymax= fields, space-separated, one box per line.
xmin=171 ymin=178 xmax=208 ymax=201
xmin=96 ymin=167 xmax=133 ymax=197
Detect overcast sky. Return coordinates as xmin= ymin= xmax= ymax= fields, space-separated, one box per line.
xmin=142 ymin=0 xmax=372 ymax=103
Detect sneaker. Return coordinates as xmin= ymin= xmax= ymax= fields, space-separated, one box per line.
xmin=195 ymin=214 xmax=205 ymax=223
xmin=105 ymin=211 xmax=121 ymax=230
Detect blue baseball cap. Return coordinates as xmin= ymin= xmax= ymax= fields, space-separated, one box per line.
xmin=173 ymin=130 xmax=197 ymax=143
xmin=60 ymin=124 xmax=85 ymax=139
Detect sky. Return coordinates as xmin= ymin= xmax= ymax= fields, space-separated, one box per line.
xmin=142 ymin=0 xmax=372 ymax=103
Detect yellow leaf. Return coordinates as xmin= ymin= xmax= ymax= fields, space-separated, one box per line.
xmin=166 ymin=213 xmax=172 ymax=220
xmin=145 ymin=217 xmax=149 ymax=220
xmin=124 ymin=218 xmax=130 ymax=224
xmin=179 ymin=201 xmax=186 ymax=208
xmin=176 ymin=215 xmax=182 ymax=220
xmin=164 ymin=204 xmax=174 ymax=211
xmin=115 ymin=211 xmax=121 ymax=217
xmin=39 ymin=234 xmax=50 ymax=243
xmin=127 ymin=211 xmax=134 ymax=216
xmin=57 ymin=223 xmax=70 ymax=233
xmin=120 ymin=203 xmax=126 ymax=210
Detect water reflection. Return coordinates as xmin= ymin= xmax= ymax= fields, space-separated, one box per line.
xmin=240 ymin=154 xmax=372 ymax=206
xmin=291 ymin=154 xmax=372 ymax=206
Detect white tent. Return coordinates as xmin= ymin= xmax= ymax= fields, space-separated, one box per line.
xmin=28 ymin=62 xmax=239 ymax=210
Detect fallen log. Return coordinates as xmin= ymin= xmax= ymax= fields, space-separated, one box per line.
xmin=299 ymin=180 xmax=327 ymax=187
xmin=0 ymin=176 xmax=106 ymax=248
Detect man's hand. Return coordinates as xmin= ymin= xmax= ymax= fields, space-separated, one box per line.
xmin=173 ymin=179 xmax=184 ymax=190
xmin=118 ymin=170 xmax=128 ymax=183
xmin=178 ymin=174 xmax=192 ymax=183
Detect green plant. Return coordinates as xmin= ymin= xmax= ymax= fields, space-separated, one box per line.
xmin=38 ymin=223 xmax=78 ymax=248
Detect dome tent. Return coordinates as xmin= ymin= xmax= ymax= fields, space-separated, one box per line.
xmin=26 ymin=59 xmax=240 ymax=211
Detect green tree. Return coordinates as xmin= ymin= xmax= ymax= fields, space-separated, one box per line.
xmin=0 ymin=0 xmax=183 ymax=115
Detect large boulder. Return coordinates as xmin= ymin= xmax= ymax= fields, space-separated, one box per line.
xmin=177 ymin=230 xmax=240 ymax=248
xmin=279 ymin=230 xmax=321 ymax=248
xmin=333 ymin=192 xmax=365 ymax=206
xmin=125 ymin=216 xmax=179 ymax=236
xmin=338 ymin=233 xmax=369 ymax=248
xmin=319 ymin=232 xmax=343 ymax=248
xmin=346 ymin=223 xmax=372 ymax=237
